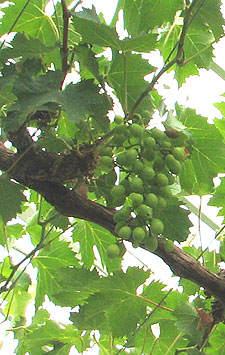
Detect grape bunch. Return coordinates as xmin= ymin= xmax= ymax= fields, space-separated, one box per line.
xmin=99 ymin=116 xmax=187 ymax=255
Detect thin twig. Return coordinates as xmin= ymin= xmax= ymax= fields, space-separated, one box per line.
xmin=60 ymin=0 xmax=70 ymax=89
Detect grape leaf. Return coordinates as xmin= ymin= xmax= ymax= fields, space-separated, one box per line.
xmin=72 ymin=268 xmax=149 ymax=337
xmin=32 ymin=239 xmax=79 ymax=308
xmin=72 ymin=220 xmax=116 ymax=269
xmin=0 ymin=176 xmax=26 ymax=222
xmin=108 ymin=52 xmax=155 ymax=115
xmin=51 ymin=268 xmax=100 ymax=308
xmin=154 ymin=198 xmax=192 ymax=242
xmin=0 ymin=0 xmax=58 ymax=45
xmin=139 ymin=0 xmax=183 ymax=33
xmin=179 ymin=108 xmax=225 ymax=194
xmin=0 ymin=32 xmax=54 ymax=63
xmin=72 ymin=9 xmax=120 ymax=49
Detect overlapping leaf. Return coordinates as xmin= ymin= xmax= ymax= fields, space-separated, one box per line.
xmin=72 ymin=267 xmax=149 ymax=337
xmin=108 ymin=52 xmax=155 ymax=115
xmin=0 ymin=0 xmax=58 ymax=45
xmin=32 ymin=239 xmax=79 ymax=308
xmin=0 ymin=176 xmax=26 ymax=222
xmin=72 ymin=220 xmax=116 ymax=269
xmin=179 ymin=108 xmax=225 ymax=194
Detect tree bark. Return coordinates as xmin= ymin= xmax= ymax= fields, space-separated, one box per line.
xmin=1 ymin=140 xmax=225 ymax=309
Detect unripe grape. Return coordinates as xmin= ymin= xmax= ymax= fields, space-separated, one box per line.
xmin=172 ymin=147 xmax=185 ymax=162
xmin=153 ymin=158 xmax=165 ymax=171
xmin=118 ymin=226 xmax=132 ymax=239
xmin=157 ymin=196 xmax=167 ymax=209
xmin=126 ymin=148 xmax=138 ymax=162
xmin=165 ymin=239 xmax=174 ymax=252
xmin=115 ymin=123 xmax=127 ymax=135
xmin=142 ymin=148 xmax=155 ymax=161
xmin=130 ymin=177 xmax=144 ymax=193
xmin=129 ymin=123 xmax=144 ymax=137
xmin=151 ymin=218 xmax=164 ymax=235
xmin=105 ymin=170 xmax=117 ymax=186
xmin=136 ymin=204 xmax=152 ymax=218
xmin=156 ymin=173 xmax=169 ymax=187
xmin=101 ymin=147 xmax=113 ymax=156
xmin=132 ymin=227 xmax=146 ymax=242
xmin=111 ymin=185 xmax=125 ymax=198
xmin=100 ymin=156 xmax=113 ymax=168
xmin=114 ymin=221 xmax=126 ymax=234
xmin=114 ymin=115 xmax=124 ymax=124
xmin=129 ymin=193 xmax=143 ymax=208
xmin=133 ymin=160 xmax=144 ymax=174
xmin=165 ymin=154 xmax=181 ymax=174
xmin=150 ymin=128 xmax=165 ymax=141
xmin=115 ymin=206 xmax=131 ymax=220
xmin=141 ymin=166 xmax=155 ymax=182
xmin=145 ymin=193 xmax=158 ymax=208
xmin=144 ymin=136 xmax=156 ymax=148
xmin=145 ymin=236 xmax=158 ymax=252
xmin=107 ymin=244 xmax=121 ymax=258
xmin=159 ymin=186 xmax=172 ymax=199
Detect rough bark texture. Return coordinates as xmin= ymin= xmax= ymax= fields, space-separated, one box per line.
xmin=1 ymin=130 xmax=225 ymax=309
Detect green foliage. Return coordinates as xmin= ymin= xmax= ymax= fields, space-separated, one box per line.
xmin=0 ymin=0 xmax=224 ymax=354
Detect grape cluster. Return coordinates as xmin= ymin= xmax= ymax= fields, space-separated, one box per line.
xmin=99 ymin=116 xmax=187 ymax=256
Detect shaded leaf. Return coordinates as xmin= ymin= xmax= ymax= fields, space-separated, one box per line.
xmin=0 ymin=176 xmax=26 ymax=222
xmin=32 ymin=239 xmax=79 ymax=308
xmin=108 ymin=52 xmax=155 ymax=115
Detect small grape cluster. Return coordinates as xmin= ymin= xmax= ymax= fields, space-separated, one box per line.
xmin=99 ymin=116 xmax=186 ymax=258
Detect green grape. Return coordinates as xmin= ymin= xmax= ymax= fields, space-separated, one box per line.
xmin=157 ymin=196 xmax=167 ymax=209
xmin=126 ymin=148 xmax=138 ymax=162
xmin=113 ymin=211 xmax=124 ymax=223
xmin=165 ymin=239 xmax=174 ymax=252
xmin=114 ymin=221 xmax=126 ymax=234
xmin=129 ymin=193 xmax=143 ymax=208
xmin=129 ymin=123 xmax=144 ymax=137
xmin=143 ymin=136 xmax=156 ymax=148
xmin=165 ymin=154 xmax=181 ymax=174
xmin=111 ymin=185 xmax=126 ymax=198
xmin=114 ymin=115 xmax=124 ymax=124
xmin=113 ymin=195 xmax=126 ymax=207
xmin=105 ymin=170 xmax=117 ymax=186
xmin=132 ymin=227 xmax=146 ymax=242
xmin=150 ymin=128 xmax=165 ymax=141
xmin=101 ymin=146 xmax=113 ymax=156
xmin=140 ymin=166 xmax=155 ymax=182
xmin=130 ymin=177 xmax=144 ymax=193
xmin=165 ymin=172 xmax=175 ymax=185
xmin=172 ymin=147 xmax=185 ymax=161
xmin=151 ymin=218 xmax=164 ymax=235
xmin=142 ymin=148 xmax=155 ymax=161
xmin=156 ymin=173 xmax=169 ymax=186
xmin=159 ymin=186 xmax=172 ymax=199
xmin=153 ymin=158 xmax=165 ymax=171
xmin=113 ymin=134 xmax=126 ymax=146
xmin=136 ymin=204 xmax=152 ymax=218
xmin=115 ymin=123 xmax=128 ymax=135
xmin=117 ymin=206 xmax=131 ymax=219
xmin=118 ymin=226 xmax=132 ymax=239
xmin=99 ymin=156 xmax=113 ymax=168
xmin=117 ymin=151 xmax=128 ymax=166
xmin=145 ymin=236 xmax=158 ymax=252
xmin=133 ymin=160 xmax=144 ymax=174
xmin=145 ymin=193 xmax=158 ymax=208
xmin=107 ymin=244 xmax=121 ymax=258
xmin=160 ymin=140 xmax=171 ymax=149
